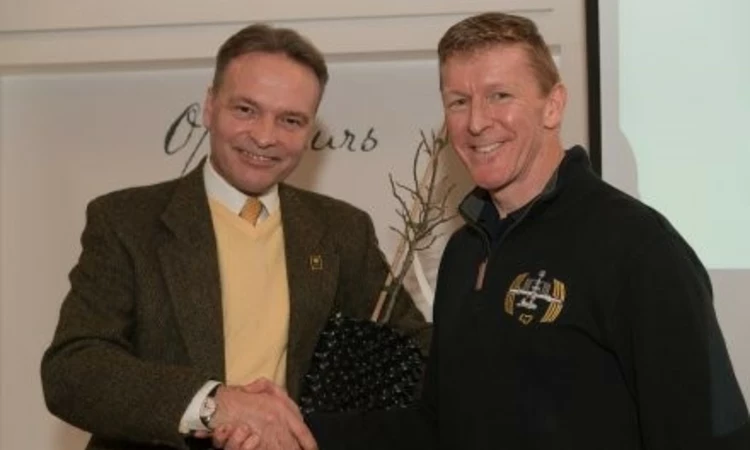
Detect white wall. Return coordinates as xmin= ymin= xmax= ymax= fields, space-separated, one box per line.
xmin=0 ymin=0 xmax=555 ymax=31
xmin=0 ymin=0 xmax=567 ymax=70
xmin=599 ymin=0 xmax=749 ymax=403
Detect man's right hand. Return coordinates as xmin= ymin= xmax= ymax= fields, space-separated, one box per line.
xmin=209 ymin=379 xmax=317 ymax=450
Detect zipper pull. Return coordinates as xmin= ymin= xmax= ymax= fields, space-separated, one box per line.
xmin=474 ymin=258 xmax=488 ymax=291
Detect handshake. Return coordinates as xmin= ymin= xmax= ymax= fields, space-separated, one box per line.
xmin=195 ymin=378 xmax=318 ymax=450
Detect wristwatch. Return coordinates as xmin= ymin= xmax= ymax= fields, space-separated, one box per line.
xmin=199 ymin=384 xmax=221 ymax=430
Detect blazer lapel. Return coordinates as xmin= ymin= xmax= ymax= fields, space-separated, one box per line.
xmin=280 ymin=184 xmax=339 ymax=399
xmin=158 ymin=164 xmax=225 ymax=381
xmin=154 ymin=177 xmax=339 ymax=391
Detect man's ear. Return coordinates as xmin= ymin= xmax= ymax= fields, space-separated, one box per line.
xmin=543 ymin=82 xmax=567 ymax=129
xmin=202 ymin=86 xmax=215 ymax=129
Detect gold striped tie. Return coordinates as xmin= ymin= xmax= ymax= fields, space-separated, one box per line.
xmin=239 ymin=197 xmax=263 ymax=226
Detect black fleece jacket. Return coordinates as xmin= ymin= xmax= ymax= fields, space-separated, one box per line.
xmin=309 ymin=147 xmax=750 ymax=450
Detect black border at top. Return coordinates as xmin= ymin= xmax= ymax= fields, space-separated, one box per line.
xmin=585 ymin=0 xmax=602 ymax=175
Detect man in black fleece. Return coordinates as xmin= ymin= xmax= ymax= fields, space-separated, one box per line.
xmin=217 ymin=11 xmax=749 ymax=450
xmin=304 ymin=11 xmax=750 ymax=450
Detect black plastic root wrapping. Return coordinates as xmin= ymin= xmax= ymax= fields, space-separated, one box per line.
xmin=299 ymin=312 xmax=425 ymax=414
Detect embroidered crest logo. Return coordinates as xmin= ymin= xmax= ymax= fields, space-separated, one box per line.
xmin=504 ymin=270 xmax=566 ymax=325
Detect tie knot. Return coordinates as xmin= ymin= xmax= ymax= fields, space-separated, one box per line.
xmin=240 ymin=197 xmax=263 ymax=225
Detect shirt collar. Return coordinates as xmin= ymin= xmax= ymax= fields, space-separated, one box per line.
xmin=203 ymin=157 xmax=279 ymax=216
xmin=458 ymin=150 xmax=564 ymax=242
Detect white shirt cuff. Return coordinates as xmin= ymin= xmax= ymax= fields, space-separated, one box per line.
xmin=178 ymin=380 xmax=222 ymax=434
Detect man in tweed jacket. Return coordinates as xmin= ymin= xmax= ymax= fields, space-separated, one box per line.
xmin=40 ymin=23 xmax=430 ymax=450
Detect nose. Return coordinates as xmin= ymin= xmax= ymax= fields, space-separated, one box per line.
xmin=468 ymin=100 xmax=491 ymax=136
xmin=249 ymin=114 xmax=277 ymax=148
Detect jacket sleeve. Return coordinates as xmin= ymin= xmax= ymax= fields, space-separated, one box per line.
xmin=613 ymin=228 xmax=750 ymax=449
xmin=40 ymin=198 xmax=206 ymax=449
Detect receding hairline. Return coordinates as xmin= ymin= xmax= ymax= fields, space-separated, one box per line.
xmin=216 ymin=50 xmax=323 ymax=86
xmin=211 ymin=50 xmax=326 ymax=111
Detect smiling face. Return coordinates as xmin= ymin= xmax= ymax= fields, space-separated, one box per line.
xmin=202 ymin=51 xmax=321 ymax=195
xmin=440 ymin=44 xmax=566 ymax=211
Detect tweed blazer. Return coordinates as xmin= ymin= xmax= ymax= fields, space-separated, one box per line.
xmin=41 ymin=164 xmax=431 ymax=450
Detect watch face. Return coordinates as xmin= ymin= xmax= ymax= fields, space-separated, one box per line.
xmin=200 ymin=397 xmax=217 ymax=423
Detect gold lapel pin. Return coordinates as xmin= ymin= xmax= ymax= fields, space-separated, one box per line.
xmin=309 ymin=254 xmax=323 ymax=271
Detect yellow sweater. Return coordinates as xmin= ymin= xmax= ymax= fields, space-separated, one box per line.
xmin=208 ymin=199 xmax=289 ymax=386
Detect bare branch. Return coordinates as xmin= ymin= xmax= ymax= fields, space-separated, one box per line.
xmin=378 ymin=127 xmax=457 ymax=323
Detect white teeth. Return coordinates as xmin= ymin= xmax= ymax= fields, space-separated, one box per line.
xmin=240 ymin=149 xmax=273 ymax=161
xmin=473 ymin=143 xmax=501 ymax=154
